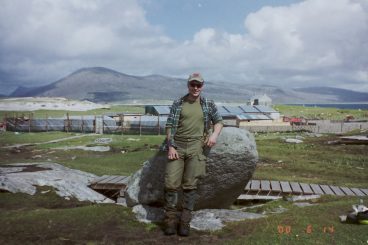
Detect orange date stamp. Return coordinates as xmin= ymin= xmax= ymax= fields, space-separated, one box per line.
xmin=277 ymin=224 xmax=335 ymax=235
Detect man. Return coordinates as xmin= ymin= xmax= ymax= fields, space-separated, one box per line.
xmin=163 ymin=72 xmax=223 ymax=236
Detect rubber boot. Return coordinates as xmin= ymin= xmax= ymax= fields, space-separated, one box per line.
xmin=178 ymin=189 xmax=197 ymax=236
xmin=164 ymin=190 xmax=178 ymax=235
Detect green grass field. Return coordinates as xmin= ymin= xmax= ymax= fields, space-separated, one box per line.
xmin=0 ymin=105 xmax=367 ymax=244
xmin=0 ymin=104 xmax=144 ymax=119
xmin=274 ymin=104 xmax=368 ymax=120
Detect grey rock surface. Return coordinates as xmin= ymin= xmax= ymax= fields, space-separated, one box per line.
xmin=125 ymin=127 xmax=258 ymax=210
xmin=286 ymin=195 xmax=321 ymax=202
xmin=285 ymin=138 xmax=303 ymax=144
xmin=191 ymin=209 xmax=266 ymax=231
xmin=0 ymin=162 xmax=114 ymax=203
xmin=293 ymin=202 xmax=316 ymax=207
xmin=131 ymin=205 xmax=266 ymax=231
xmin=52 ymin=145 xmax=110 ymax=152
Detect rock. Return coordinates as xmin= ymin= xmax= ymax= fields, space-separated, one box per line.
xmin=191 ymin=209 xmax=266 ymax=231
xmin=125 ymin=127 xmax=258 ymax=210
xmin=94 ymin=138 xmax=112 ymax=144
xmin=132 ymin=205 xmax=165 ymax=223
xmin=285 ymin=138 xmax=303 ymax=144
xmin=0 ymin=162 xmax=114 ymax=203
xmin=116 ymin=197 xmax=128 ymax=207
xmin=293 ymin=202 xmax=316 ymax=207
xmin=286 ymin=195 xmax=321 ymax=202
xmin=52 ymin=146 xmax=110 ymax=152
xmin=131 ymin=205 xmax=265 ymax=231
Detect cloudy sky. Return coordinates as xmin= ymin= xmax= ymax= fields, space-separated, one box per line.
xmin=0 ymin=0 xmax=367 ymax=95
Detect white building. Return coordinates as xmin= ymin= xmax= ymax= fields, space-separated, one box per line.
xmin=250 ymin=94 xmax=272 ymax=107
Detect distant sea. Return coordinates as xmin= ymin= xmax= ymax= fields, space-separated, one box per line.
xmin=287 ymin=103 xmax=368 ymax=110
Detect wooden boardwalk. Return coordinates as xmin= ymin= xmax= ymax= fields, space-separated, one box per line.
xmin=244 ymin=180 xmax=368 ymax=197
xmin=89 ymin=175 xmax=130 ymax=192
xmin=89 ymin=176 xmax=368 ymax=199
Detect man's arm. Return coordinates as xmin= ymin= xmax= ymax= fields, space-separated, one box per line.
xmin=206 ymin=122 xmax=223 ymax=147
xmin=166 ymin=127 xmax=179 ymax=160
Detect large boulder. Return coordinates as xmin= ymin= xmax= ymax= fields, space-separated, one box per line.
xmin=125 ymin=127 xmax=258 ymax=209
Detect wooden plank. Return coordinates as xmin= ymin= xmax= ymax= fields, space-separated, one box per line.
xmin=250 ymin=180 xmax=261 ymax=191
xmin=340 ymin=187 xmax=356 ymax=196
xmin=351 ymin=188 xmax=365 ymax=196
xmin=330 ymin=186 xmax=345 ymax=196
xmin=98 ymin=175 xmax=121 ymax=184
xmin=300 ymin=183 xmax=314 ymax=195
xmin=270 ymin=181 xmax=281 ymax=192
xmin=310 ymin=184 xmax=324 ymax=195
xmin=320 ymin=185 xmax=334 ymax=195
xmin=360 ymin=189 xmax=368 ymax=196
xmin=91 ymin=183 xmax=126 ymax=190
xmin=290 ymin=182 xmax=302 ymax=194
xmin=280 ymin=181 xmax=292 ymax=193
xmin=115 ymin=176 xmax=129 ymax=184
xmin=108 ymin=176 xmax=127 ymax=184
xmin=260 ymin=180 xmax=271 ymax=191
xmin=244 ymin=181 xmax=251 ymax=191
xmin=90 ymin=175 xmax=111 ymax=184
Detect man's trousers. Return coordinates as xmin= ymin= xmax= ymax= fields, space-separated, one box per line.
xmin=165 ymin=138 xmax=207 ymax=191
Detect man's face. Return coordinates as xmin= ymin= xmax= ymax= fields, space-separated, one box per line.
xmin=187 ymin=81 xmax=203 ymax=98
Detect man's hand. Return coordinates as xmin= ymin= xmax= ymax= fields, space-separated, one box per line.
xmin=206 ymin=123 xmax=223 ymax=147
xmin=168 ymin=146 xmax=179 ymax=160
xmin=206 ymin=133 xmax=218 ymax=147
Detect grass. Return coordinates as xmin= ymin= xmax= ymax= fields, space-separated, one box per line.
xmin=0 ymin=133 xmax=164 ymax=175
xmin=220 ymin=196 xmax=368 ymax=244
xmin=1 ymin=104 xmax=368 ymax=244
xmin=0 ymin=104 xmax=144 ymax=119
xmin=274 ymin=104 xmax=368 ymax=120
xmin=254 ymin=132 xmax=368 ymax=188
xmin=0 ymin=187 xmax=156 ymax=245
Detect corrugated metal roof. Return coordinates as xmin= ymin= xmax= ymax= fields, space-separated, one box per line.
xmin=254 ymin=105 xmax=278 ymax=113
xmin=153 ymin=106 xmax=171 ymax=115
xmin=223 ymin=106 xmax=244 ymax=115
xmin=65 ymin=115 xmax=115 ymax=121
xmin=218 ymin=106 xmax=231 ymax=116
xmin=236 ymin=114 xmax=272 ymax=120
xmin=239 ymin=105 xmax=260 ymax=113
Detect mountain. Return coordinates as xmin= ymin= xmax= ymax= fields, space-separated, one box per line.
xmin=9 ymin=67 xmax=368 ymax=103
xmin=294 ymin=87 xmax=368 ymax=103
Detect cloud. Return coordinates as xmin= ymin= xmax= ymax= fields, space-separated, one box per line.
xmin=0 ymin=0 xmax=367 ymax=94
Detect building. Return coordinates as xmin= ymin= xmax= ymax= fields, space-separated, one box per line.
xmin=250 ymin=94 xmax=272 ymax=106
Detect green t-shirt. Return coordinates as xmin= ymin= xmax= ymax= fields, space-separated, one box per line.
xmin=175 ymin=98 xmax=204 ymax=139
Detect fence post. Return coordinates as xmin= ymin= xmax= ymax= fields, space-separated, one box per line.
xmin=46 ymin=113 xmax=48 ymax=132
xmin=14 ymin=112 xmax=17 ymax=131
xmin=139 ymin=115 xmax=142 ymax=136
xmin=94 ymin=114 xmax=96 ymax=133
xmin=158 ymin=116 xmax=160 ymax=135
xmin=28 ymin=112 xmax=32 ymax=133
xmin=4 ymin=113 xmax=7 ymax=131
xmin=66 ymin=113 xmax=70 ymax=133
xmin=81 ymin=115 xmax=84 ymax=133
xmin=341 ymin=121 xmax=343 ymax=133
xmin=120 ymin=114 xmax=124 ymax=135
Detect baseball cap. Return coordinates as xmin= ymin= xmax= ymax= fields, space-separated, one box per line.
xmin=188 ymin=72 xmax=204 ymax=83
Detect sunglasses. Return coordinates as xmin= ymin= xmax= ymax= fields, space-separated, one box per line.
xmin=189 ymin=82 xmax=203 ymax=88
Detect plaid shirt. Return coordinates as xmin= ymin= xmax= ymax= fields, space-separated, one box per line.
xmin=162 ymin=94 xmax=223 ymax=151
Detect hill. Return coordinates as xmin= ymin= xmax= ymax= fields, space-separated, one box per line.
xmin=10 ymin=67 xmax=368 ymax=103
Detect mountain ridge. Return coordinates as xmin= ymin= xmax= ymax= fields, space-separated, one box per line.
xmin=9 ymin=67 xmax=368 ymax=104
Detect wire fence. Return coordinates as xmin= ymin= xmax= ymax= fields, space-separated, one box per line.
xmin=1 ymin=112 xmax=167 ymax=135
xmin=2 ymin=112 xmax=368 ymax=135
